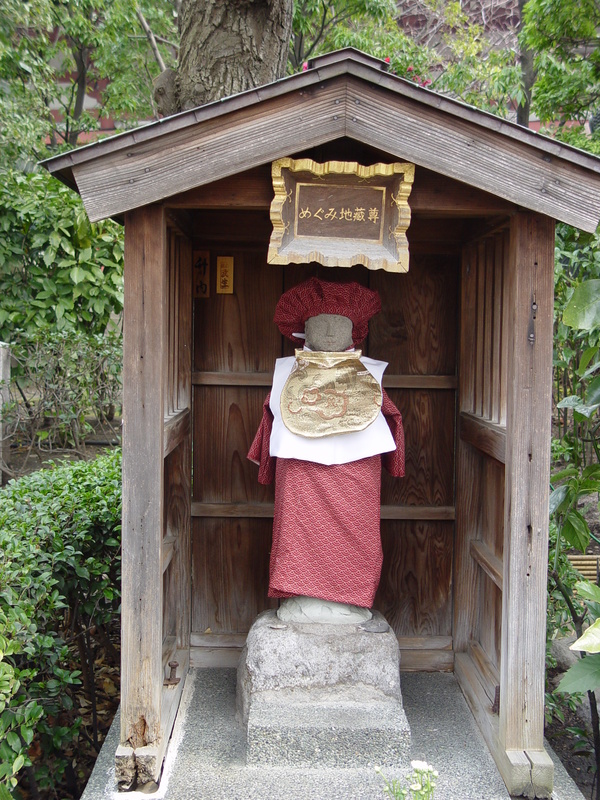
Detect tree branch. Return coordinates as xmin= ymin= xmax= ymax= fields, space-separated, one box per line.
xmin=136 ymin=6 xmax=167 ymax=72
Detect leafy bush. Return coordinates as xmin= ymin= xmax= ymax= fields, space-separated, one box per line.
xmin=0 ymin=169 xmax=123 ymax=340
xmin=2 ymin=328 xmax=122 ymax=460
xmin=0 ymin=451 xmax=122 ymax=797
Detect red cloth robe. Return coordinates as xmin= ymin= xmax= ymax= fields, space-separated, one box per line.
xmin=247 ymin=391 xmax=404 ymax=608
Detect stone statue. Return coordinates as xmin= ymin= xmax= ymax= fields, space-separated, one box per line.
xmin=248 ymin=278 xmax=405 ymax=624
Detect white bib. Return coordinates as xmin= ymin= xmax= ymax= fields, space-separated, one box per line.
xmin=269 ymin=353 xmax=395 ymax=465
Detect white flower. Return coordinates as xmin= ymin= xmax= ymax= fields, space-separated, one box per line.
xmin=411 ymin=760 xmax=432 ymax=772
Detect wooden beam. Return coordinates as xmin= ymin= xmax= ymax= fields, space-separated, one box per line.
xmin=190 ymin=502 xmax=454 ymax=520
xmin=73 ymin=80 xmax=349 ymax=222
xmin=459 ymin=412 xmax=506 ymax=464
xmin=453 ymin=244 xmax=482 ymax=653
xmin=46 ymin=57 xmax=600 ymax=230
xmin=455 ymin=653 xmax=553 ymax=797
xmin=163 ymin=407 xmax=190 ymax=457
xmin=169 ymin=164 xmax=514 ymax=217
xmin=191 ymin=371 xmax=457 ymax=390
xmin=188 ymin=634 xmax=454 ymax=671
xmin=468 ymin=640 xmax=500 ymax=704
xmin=346 ymin=75 xmax=600 ymax=232
xmin=470 ymin=539 xmax=503 ymax=590
xmin=500 ymin=211 xmax=554 ymax=791
xmin=118 ymin=204 xmax=166 ymax=786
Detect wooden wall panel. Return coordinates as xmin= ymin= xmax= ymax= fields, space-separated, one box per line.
xmin=162 ymin=561 xmax=177 ymax=643
xmin=481 ymin=457 xmax=504 ymax=560
xmin=480 ymin=573 xmax=502 ymax=671
xmin=375 ymin=521 xmax=453 ymax=637
xmin=382 ymin=389 xmax=455 ymax=506
xmin=462 ymin=228 xmax=509 ymax=423
xmin=194 ymin=247 xmax=282 ymax=372
xmin=193 ymin=386 xmax=274 ymax=504
xmin=370 ymin=255 xmax=458 ymax=375
xmin=192 ymin=518 xmax=275 ymax=634
xmin=191 ymin=205 xmax=459 ymax=649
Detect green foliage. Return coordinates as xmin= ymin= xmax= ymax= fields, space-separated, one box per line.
xmin=0 ymin=0 xmax=177 ymax=162
xmin=549 ymin=464 xmax=600 ymax=555
xmin=290 ymin=0 xmax=396 ymax=69
xmin=291 ymin=0 xmax=522 ymax=117
xmin=0 ymin=451 xmax=122 ymax=794
xmin=0 ymin=168 xmax=123 ymax=340
xmin=376 ymin=762 xmax=438 ymax=799
xmin=3 ymin=328 xmax=122 ymax=457
xmin=522 ymin=0 xmax=600 ymax=125
xmin=553 ymin=224 xmax=600 ymax=467
xmin=557 ymin=582 xmax=600 ymax=695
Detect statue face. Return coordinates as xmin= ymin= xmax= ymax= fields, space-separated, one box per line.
xmin=304 ymin=314 xmax=353 ymax=352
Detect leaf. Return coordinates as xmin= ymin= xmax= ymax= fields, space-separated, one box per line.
xmin=562 ymin=510 xmax=590 ymax=552
xmin=582 ymin=464 xmax=600 ymax=480
xmin=69 ymin=267 xmax=87 ymax=285
xmin=557 ymin=395 xmax=583 ymax=409
xmin=0 ymin=785 xmax=12 ymax=800
xmin=557 ymin=653 xmax=600 ymax=693
xmin=578 ymin=346 xmax=599 ymax=376
xmin=552 ymin=467 xmax=578 ymax=483
xmin=12 ymin=753 xmax=25 ymax=775
xmin=549 ymin=484 xmax=570 ymax=516
xmin=563 ymin=280 xmax=600 ymax=331
xmin=587 ymin=375 xmax=600 ymax=406
xmin=571 ymin=618 xmax=600 ymax=653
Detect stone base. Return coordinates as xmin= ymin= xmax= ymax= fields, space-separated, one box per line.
xmin=237 ymin=610 xmax=411 ymax=767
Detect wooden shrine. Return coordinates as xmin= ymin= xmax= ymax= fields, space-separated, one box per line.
xmin=43 ymin=48 xmax=600 ymax=797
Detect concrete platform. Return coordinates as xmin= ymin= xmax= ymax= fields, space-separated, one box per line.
xmin=239 ymin=610 xmax=410 ymax=768
xmin=82 ymin=668 xmax=586 ymax=800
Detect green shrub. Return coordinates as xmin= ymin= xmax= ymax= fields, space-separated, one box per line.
xmin=3 ymin=328 xmax=122 ymax=459
xmin=0 ymin=450 xmax=121 ymax=797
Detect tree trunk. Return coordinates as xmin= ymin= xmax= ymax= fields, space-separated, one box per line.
xmin=516 ymin=0 xmax=534 ymax=128
xmin=176 ymin=0 xmax=293 ymax=111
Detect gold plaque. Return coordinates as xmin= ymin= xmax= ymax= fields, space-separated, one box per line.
xmin=216 ymin=256 xmax=234 ymax=294
xmin=281 ymin=350 xmax=382 ymax=438
xmin=268 ymin=158 xmax=414 ymax=272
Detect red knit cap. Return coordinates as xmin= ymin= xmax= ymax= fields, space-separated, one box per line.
xmin=274 ymin=278 xmax=381 ymax=346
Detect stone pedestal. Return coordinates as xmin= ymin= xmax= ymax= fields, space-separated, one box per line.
xmin=237 ymin=610 xmax=411 ymax=767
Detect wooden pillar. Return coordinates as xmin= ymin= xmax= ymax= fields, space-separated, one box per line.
xmin=453 ymin=242 xmax=482 ymax=652
xmin=117 ymin=205 xmax=167 ymax=788
xmin=500 ymin=211 xmax=554 ymax=797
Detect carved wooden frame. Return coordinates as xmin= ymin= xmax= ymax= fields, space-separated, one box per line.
xmin=267 ymin=157 xmax=414 ymax=272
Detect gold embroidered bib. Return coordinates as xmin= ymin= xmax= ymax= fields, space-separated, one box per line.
xmin=280 ymin=350 xmax=382 ymax=438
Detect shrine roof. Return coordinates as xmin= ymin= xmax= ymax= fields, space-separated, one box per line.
xmin=42 ymin=47 xmax=600 ymax=231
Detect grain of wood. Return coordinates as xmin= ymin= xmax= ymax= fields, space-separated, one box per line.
xmin=470 ymin=540 xmax=503 ymax=590
xmin=459 ymin=412 xmax=506 ymax=464
xmin=376 ymin=522 xmax=453 ymax=637
xmin=121 ymin=205 xmax=166 ymax=751
xmin=346 ymin=77 xmax=600 ymax=231
xmin=491 ymin=232 xmax=507 ymax=423
xmin=500 ymin=212 xmax=554 ymax=755
xmin=453 ymin=245 xmax=482 ymax=652
xmin=190 ymin=502 xmax=454 ymax=520
xmin=170 ymin=164 xmax=515 ymax=217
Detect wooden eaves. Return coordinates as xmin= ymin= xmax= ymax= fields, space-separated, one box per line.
xmin=42 ymin=48 xmax=600 ymax=232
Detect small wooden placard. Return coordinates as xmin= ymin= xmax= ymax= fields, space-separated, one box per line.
xmin=267 ymin=158 xmax=414 ymax=272
xmin=216 ymin=256 xmax=234 ymax=294
xmin=193 ymin=250 xmax=210 ymax=298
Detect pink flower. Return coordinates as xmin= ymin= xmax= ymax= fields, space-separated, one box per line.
xmin=407 ymin=65 xmax=414 ymax=72
xmin=384 ymin=56 xmax=391 ymax=63
xmin=302 ymin=61 xmax=308 ymax=71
